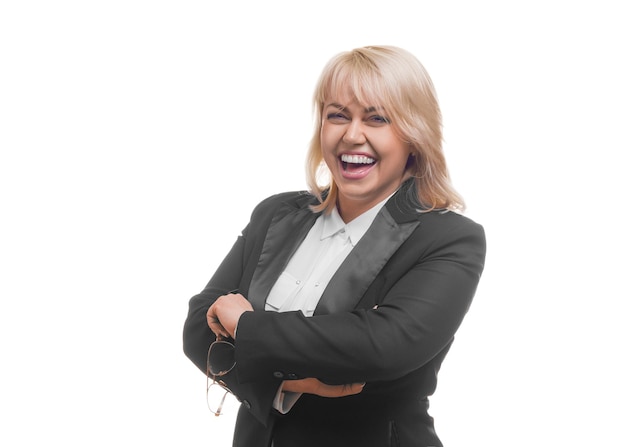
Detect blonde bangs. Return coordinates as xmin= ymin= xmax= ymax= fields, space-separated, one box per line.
xmin=316 ymin=52 xmax=403 ymax=132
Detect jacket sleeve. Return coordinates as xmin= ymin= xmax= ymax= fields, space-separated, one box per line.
xmin=233 ymin=217 xmax=486 ymax=386
xmin=182 ymin=230 xmax=246 ymax=373
xmin=183 ymin=192 xmax=292 ymax=372
xmin=182 ymin=195 xmax=291 ymax=426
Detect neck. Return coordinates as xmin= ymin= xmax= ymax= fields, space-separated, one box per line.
xmin=336 ymin=201 xmax=366 ymax=224
xmin=336 ymin=194 xmax=390 ymax=224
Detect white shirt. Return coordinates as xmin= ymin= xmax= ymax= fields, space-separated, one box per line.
xmin=266 ymin=197 xmax=390 ymax=412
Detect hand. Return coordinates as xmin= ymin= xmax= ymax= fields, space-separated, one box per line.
xmin=281 ymin=378 xmax=365 ymax=398
xmin=206 ymin=293 xmax=253 ymax=339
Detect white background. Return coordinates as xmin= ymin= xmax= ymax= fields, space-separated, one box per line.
xmin=1 ymin=1 xmax=624 ymax=445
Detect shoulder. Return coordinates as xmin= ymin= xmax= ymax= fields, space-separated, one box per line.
xmin=419 ymin=209 xmax=485 ymax=244
xmin=415 ymin=210 xmax=486 ymax=263
xmin=248 ymin=190 xmax=319 ymax=222
xmin=420 ymin=209 xmax=483 ymax=234
xmin=387 ymin=184 xmax=486 ymax=258
xmin=252 ymin=190 xmax=318 ymax=212
xmin=388 ymin=182 xmax=484 ymax=239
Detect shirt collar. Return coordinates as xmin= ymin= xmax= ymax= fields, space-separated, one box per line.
xmin=320 ymin=194 xmax=392 ymax=247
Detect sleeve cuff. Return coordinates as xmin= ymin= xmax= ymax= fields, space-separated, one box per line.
xmin=272 ymin=382 xmax=302 ymax=414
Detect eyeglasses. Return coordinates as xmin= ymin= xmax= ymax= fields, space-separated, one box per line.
xmin=206 ymin=336 xmax=236 ymax=417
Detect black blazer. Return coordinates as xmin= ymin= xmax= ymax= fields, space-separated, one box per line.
xmin=183 ymin=180 xmax=486 ymax=447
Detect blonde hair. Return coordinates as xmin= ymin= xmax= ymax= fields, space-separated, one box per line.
xmin=306 ymin=45 xmax=465 ymax=213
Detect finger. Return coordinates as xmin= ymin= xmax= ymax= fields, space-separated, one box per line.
xmin=337 ymin=382 xmax=365 ymax=397
xmin=207 ymin=321 xmax=228 ymax=337
xmin=207 ymin=308 xmax=231 ymax=338
xmin=320 ymin=382 xmax=365 ymax=398
xmin=208 ymin=322 xmax=230 ymax=338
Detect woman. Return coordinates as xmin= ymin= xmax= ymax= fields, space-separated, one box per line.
xmin=183 ymin=45 xmax=486 ymax=447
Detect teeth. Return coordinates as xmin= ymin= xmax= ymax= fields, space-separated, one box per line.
xmin=340 ymin=154 xmax=375 ymax=164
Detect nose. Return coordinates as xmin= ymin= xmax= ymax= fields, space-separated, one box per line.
xmin=343 ymin=119 xmax=366 ymax=145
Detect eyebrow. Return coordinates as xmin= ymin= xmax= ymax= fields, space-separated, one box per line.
xmin=327 ymin=102 xmax=346 ymax=111
xmin=326 ymin=103 xmax=385 ymax=113
xmin=364 ymin=106 xmax=384 ymax=113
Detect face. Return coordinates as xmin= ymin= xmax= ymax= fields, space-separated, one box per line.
xmin=320 ymin=95 xmax=413 ymax=218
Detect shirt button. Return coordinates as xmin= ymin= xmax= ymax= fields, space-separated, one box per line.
xmin=242 ymin=400 xmax=251 ymax=409
xmin=273 ymin=371 xmax=285 ymax=379
xmin=295 ymin=280 xmax=301 ymax=285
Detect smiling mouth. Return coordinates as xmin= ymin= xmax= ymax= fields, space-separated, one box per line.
xmin=340 ymin=154 xmax=376 ymax=173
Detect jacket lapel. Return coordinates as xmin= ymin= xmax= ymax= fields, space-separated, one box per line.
xmin=248 ymin=179 xmax=423 ymax=314
xmin=247 ymin=195 xmax=320 ymax=311
xmin=314 ymin=204 xmax=420 ymax=315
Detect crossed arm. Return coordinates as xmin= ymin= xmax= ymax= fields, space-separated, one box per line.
xmin=184 ymin=203 xmax=486 ymax=423
xmin=206 ymin=292 xmax=365 ymax=398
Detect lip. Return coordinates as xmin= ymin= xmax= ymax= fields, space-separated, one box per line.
xmin=337 ymin=152 xmax=377 ymax=180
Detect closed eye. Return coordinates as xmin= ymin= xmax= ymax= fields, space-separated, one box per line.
xmin=326 ymin=112 xmax=349 ymax=121
xmin=368 ymin=115 xmax=391 ymax=125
